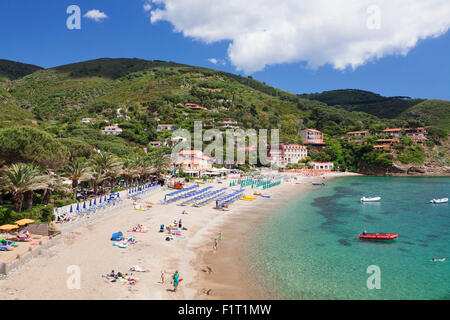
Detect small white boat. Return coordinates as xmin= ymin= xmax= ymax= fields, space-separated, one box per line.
xmin=360 ymin=196 xmax=381 ymax=202
xmin=430 ymin=198 xmax=448 ymax=204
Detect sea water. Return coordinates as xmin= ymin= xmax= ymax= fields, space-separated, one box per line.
xmin=249 ymin=177 xmax=450 ymax=300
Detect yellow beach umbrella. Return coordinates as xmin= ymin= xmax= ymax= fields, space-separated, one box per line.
xmin=0 ymin=224 xmax=19 ymax=231
xmin=14 ymin=219 xmax=35 ymax=226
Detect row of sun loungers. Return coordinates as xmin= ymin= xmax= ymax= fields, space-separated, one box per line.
xmin=177 ymin=187 xmax=215 ymax=206
xmin=215 ymin=189 xmax=246 ymax=209
xmin=55 ymin=183 xmax=160 ymax=224
xmin=192 ymin=188 xmax=228 ymax=207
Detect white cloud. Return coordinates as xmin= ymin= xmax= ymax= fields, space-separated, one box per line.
xmin=84 ymin=9 xmax=108 ymax=22
xmin=208 ymin=58 xmax=226 ymax=66
xmin=148 ymin=0 xmax=450 ymax=73
xmin=143 ymin=1 xmax=152 ymax=12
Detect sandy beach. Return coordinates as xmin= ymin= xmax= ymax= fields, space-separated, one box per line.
xmin=0 ymin=172 xmax=358 ymax=300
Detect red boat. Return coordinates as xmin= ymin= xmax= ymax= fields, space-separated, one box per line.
xmin=358 ymin=233 xmax=398 ymax=241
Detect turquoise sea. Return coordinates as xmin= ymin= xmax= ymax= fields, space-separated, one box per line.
xmin=249 ymin=177 xmax=450 ymax=300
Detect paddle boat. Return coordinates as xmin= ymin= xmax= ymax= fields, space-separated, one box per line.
xmin=360 ymin=196 xmax=381 ymax=202
xmin=429 ymin=198 xmax=448 ymax=204
xmin=358 ymin=232 xmax=398 ymax=241
xmin=240 ymin=195 xmax=257 ymax=201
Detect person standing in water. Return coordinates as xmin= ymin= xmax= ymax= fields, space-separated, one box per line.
xmin=218 ymin=232 xmax=223 ymax=241
xmin=213 ymin=238 xmax=218 ymax=251
xmin=173 ymin=270 xmax=180 ymax=292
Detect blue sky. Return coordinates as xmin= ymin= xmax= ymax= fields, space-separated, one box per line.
xmin=1 ymin=0 xmax=449 ymax=100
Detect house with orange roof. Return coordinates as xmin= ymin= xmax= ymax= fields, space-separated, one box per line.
xmin=301 ymin=129 xmax=325 ymax=145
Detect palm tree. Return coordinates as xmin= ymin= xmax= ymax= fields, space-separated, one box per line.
xmin=90 ymin=152 xmax=123 ymax=189
xmin=148 ymin=149 xmax=171 ymax=178
xmin=85 ymin=165 xmax=105 ymax=195
xmin=0 ymin=163 xmax=48 ymax=212
xmin=121 ymin=158 xmax=139 ymax=187
xmin=41 ymin=174 xmax=68 ymax=205
xmin=64 ymin=159 xmax=90 ymax=200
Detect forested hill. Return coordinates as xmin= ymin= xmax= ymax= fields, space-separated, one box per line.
xmin=298 ymin=89 xmax=438 ymax=121
xmin=0 ymin=59 xmax=43 ymax=81
xmin=0 ymin=58 xmax=448 ymax=175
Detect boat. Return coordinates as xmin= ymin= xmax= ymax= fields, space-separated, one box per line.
xmin=312 ymin=182 xmax=325 ymax=186
xmin=430 ymin=198 xmax=448 ymax=204
xmin=261 ymin=195 xmax=271 ymax=198
xmin=360 ymin=196 xmax=381 ymax=202
xmin=358 ymin=233 xmax=398 ymax=241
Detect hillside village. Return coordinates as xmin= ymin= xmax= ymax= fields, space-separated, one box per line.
xmin=0 ymin=58 xmax=449 ymax=178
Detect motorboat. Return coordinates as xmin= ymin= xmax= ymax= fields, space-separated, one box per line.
xmin=430 ymin=198 xmax=448 ymax=204
xmin=360 ymin=196 xmax=381 ymax=202
xmin=358 ymin=233 xmax=398 ymax=241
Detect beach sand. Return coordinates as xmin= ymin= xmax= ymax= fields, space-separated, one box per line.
xmin=0 ymin=172 xmax=358 ymax=300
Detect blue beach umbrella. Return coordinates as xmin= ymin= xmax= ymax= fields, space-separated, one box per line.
xmin=83 ymin=202 xmax=86 ymax=209
xmin=89 ymin=199 xmax=92 ymax=207
xmin=94 ymin=198 xmax=97 ymax=205
xmin=76 ymin=203 xmax=80 ymax=211
xmin=69 ymin=205 xmax=73 ymax=213
xmin=99 ymin=197 xmax=102 ymax=204
xmin=104 ymin=196 xmax=107 ymax=202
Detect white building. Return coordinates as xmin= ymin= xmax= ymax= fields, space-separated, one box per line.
xmin=310 ymin=161 xmax=334 ymax=171
xmin=267 ymin=144 xmax=308 ymax=167
xmin=101 ymin=124 xmax=123 ymax=135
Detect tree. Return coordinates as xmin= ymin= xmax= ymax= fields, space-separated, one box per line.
xmin=148 ymin=149 xmax=171 ymax=177
xmin=64 ymin=159 xmax=90 ymax=199
xmin=0 ymin=163 xmax=48 ymax=212
xmin=0 ymin=126 xmax=69 ymax=168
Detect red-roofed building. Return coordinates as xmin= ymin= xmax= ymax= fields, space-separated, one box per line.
xmin=382 ymin=128 xmax=402 ymax=138
xmin=185 ymin=103 xmax=207 ymax=110
xmin=301 ymin=129 xmax=325 ymax=145
xmin=346 ymin=130 xmax=369 ymax=138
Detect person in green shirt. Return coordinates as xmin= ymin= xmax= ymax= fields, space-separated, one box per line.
xmin=173 ymin=270 xmax=180 ymax=292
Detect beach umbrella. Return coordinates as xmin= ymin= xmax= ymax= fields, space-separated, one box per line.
xmin=89 ymin=199 xmax=92 ymax=207
xmin=70 ymin=205 xmax=73 ymax=213
xmin=83 ymin=202 xmax=86 ymax=209
xmin=0 ymin=224 xmax=19 ymax=231
xmin=99 ymin=197 xmax=102 ymax=204
xmin=14 ymin=219 xmax=35 ymax=226
xmin=94 ymin=198 xmax=97 ymax=205
xmin=76 ymin=203 xmax=80 ymax=211
xmin=104 ymin=196 xmax=107 ymax=202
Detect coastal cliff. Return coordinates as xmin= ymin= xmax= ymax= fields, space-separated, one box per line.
xmin=359 ymin=139 xmax=450 ymax=177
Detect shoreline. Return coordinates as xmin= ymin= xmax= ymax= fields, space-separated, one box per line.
xmin=0 ymin=172 xmax=360 ymax=300
xmin=188 ymin=172 xmax=361 ymax=300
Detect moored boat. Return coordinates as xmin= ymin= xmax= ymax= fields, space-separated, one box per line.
xmin=360 ymin=196 xmax=381 ymax=202
xmin=358 ymin=232 xmax=398 ymax=241
xmin=430 ymin=198 xmax=448 ymax=204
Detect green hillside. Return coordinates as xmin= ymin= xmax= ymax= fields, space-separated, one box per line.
xmin=0 ymin=58 xmax=448 ymax=175
xmin=298 ymin=89 xmax=450 ymax=131
xmin=0 ymin=59 xmax=43 ymax=81
xmin=400 ymin=99 xmax=450 ymax=132
xmin=0 ymin=86 xmax=36 ymax=127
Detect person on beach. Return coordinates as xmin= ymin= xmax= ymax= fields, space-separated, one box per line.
xmin=213 ymin=238 xmax=218 ymax=251
xmin=161 ymin=270 xmax=165 ymax=284
xmin=173 ymin=271 xmax=180 ymax=292
xmin=178 ymin=219 xmax=182 ymax=229
xmin=218 ymin=232 xmax=222 ymax=241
